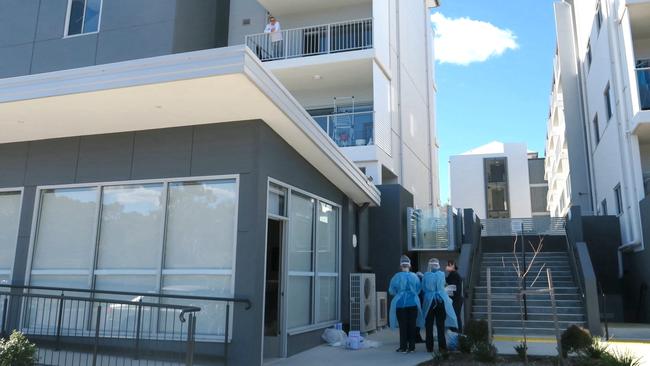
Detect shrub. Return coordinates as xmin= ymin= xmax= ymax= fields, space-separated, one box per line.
xmin=606 ymin=350 xmax=642 ymax=366
xmin=0 ymin=331 xmax=37 ymax=366
xmin=472 ymin=342 xmax=497 ymax=363
xmin=560 ymin=325 xmax=591 ymax=357
xmin=458 ymin=334 xmax=473 ymax=354
xmin=514 ymin=341 xmax=527 ymax=361
xmin=465 ymin=319 xmax=490 ymax=344
xmin=582 ymin=339 xmax=609 ymax=360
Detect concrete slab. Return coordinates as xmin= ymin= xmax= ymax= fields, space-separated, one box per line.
xmin=264 ymin=328 xmax=433 ymax=366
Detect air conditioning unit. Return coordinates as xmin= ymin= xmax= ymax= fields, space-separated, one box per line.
xmin=376 ymin=291 xmax=388 ymax=328
xmin=350 ymin=273 xmax=376 ymax=333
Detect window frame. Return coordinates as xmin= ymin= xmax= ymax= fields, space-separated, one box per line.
xmin=614 ymin=184 xmax=623 ymax=216
xmin=592 ymin=113 xmax=600 ymax=146
xmin=604 ymin=82 xmax=613 ymax=121
xmin=25 ymin=175 xmax=239 ymax=342
xmin=596 ymin=1 xmax=603 ymax=34
xmin=266 ymin=177 xmax=342 ymax=336
xmin=586 ymin=40 xmax=592 ymax=71
xmin=0 ymin=188 xmax=24 ymax=284
xmin=601 ymin=199 xmax=608 ymax=216
xmin=64 ymin=0 xmax=104 ymax=38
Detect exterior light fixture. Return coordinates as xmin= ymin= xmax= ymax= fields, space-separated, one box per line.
xmin=427 ymin=0 xmax=441 ymax=8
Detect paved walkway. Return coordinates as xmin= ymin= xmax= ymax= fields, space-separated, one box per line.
xmin=264 ymin=328 xmax=432 ymax=366
xmin=265 ymin=324 xmax=650 ymax=366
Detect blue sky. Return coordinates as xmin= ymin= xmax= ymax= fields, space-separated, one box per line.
xmin=431 ymin=0 xmax=557 ymax=204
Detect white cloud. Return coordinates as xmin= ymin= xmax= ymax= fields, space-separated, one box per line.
xmin=431 ymin=13 xmax=519 ymax=66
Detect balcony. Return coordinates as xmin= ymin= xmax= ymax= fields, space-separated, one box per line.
xmin=245 ymin=18 xmax=373 ymax=62
xmin=637 ymin=62 xmax=650 ymax=111
xmin=311 ymin=111 xmax=374 ymax=148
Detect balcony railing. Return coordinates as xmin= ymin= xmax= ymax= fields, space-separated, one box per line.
xmin=312 ymin=111 xmax=374 ymax=148
xmin=245 ymin=18 xmax=373 ymax=62
xmin=481 ymin=217 xmax=566 ymax=237
xmin=637 ymin=67 xmax=650 ymax=111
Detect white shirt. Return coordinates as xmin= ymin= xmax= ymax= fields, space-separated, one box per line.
xmin=264 ymin=21 xmax=283 ymax=42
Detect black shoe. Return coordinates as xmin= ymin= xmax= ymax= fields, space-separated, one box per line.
xmin=407 ymin=348 xmax=415 ymax=353
xmin=396 ymin=348 xmax=406 ymax=353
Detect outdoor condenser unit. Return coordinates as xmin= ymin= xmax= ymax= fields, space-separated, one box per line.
xmin=376 ymin=291 xmax=388 ymax=328
xmin=350 ymin=273 xmax=377 ymax=333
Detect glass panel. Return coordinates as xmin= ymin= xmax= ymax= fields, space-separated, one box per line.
xmin=27 ymin=275 xmax=90 ymax=335
xmin=67 ymin=0 xmax=85 ymax=35
xmin=0 ymin=192 xmax=21 ymax=272
xmin=165 ymin=180 xmax=237 ymax=269
xmin=0 ymin=275 xmax=9 ymax=286
xmin=486 ymin=158 xmax=507 ymax=183
xmin=95 ymin=275 xmax=157 ymax=336
xmin=287 ymin=276 xmax=311 ymax=328
xmin=97 ymin=184 xmax=164 ymax=270
xmin=82 ymin=0 xmax=101 ymax=33
xmin=289 ymin=194 xmax=314 ymax=272
xmin=33 ymin=188 xmax=98 ymax=270
xmin=161 ymin=275 xmax=232 ymax=336
xmin=267 ymin=184 xmax=287 ymax=217
xmin=316 ymin=203 xmax=337 ymax=273
xmin=317 ymin=276 xmax=337 ymax=323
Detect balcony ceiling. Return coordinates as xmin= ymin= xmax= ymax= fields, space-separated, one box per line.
xmin=629 ymin=3 xmax=650 ymax=38
xmin=257 ymin=0 xmax=371 ymax=16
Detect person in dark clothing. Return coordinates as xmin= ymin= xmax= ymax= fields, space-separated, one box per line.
xmin=445 ymin=260 xmax=464 ymax=333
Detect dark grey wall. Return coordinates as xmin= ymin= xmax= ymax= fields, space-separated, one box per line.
xmin=527 ymin=158 xmax=546 ymax=184
xmin=369 ymin=185 xmax=413 ymax=292
xmin=0 ymin=120 xmax=357 ymax=365
xmin=622 ymin=197 xmax=650 ymax=323
xmin=0 ymin=0 xmax=229 ymax=78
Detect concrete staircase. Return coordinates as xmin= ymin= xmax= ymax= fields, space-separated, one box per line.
xmin=472 ymin=251 xmax=586 ymax=336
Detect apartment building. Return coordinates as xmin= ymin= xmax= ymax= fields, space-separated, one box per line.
xmin=449 ymin=141 xmax=549 ymax=220
xmin=547 ymin=0 xmax=650 ymax=319
xmin=0 ymin=0 xmax=440 ymax=364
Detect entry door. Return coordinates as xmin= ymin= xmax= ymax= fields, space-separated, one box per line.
xmin=264 ymin=218 xmax=285 ymax=358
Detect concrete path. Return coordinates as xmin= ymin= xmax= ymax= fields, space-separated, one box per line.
xmin=264 ymin=328 xmax=433 ymax=366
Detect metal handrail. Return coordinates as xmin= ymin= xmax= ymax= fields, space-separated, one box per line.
xmin=0 ymin=284 xmax=252 ymax=310
xmin=312 ymin=111 xmax=375 ymax=148
xmin=245 ymin=18 xmax=373 ymax=62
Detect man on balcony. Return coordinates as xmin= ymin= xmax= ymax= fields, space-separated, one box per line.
xmin=264 ymin=16 xmax=283 ymax=59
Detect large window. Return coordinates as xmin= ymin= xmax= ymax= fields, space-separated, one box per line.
xmin=276 ymin=182 xmax=340 ymax=331
xmin=28 ymin=177 xmax=238 ymax=338
xmin=484 ymin=158 xmax=510 ymax=218
xmin=0 ymin=191 xmax=22 ymax=285
xmin=65 ymin=0 xmax=102 ymax=36
xmin=614 ymin=184 xmax=623 ymax=216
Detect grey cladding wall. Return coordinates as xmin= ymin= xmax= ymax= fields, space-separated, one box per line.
xmin=0 ymin=0 xmax=230 ymax=78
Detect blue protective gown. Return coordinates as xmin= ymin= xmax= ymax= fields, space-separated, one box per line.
xmin=388 ymin=271 xmax=422 ymax=329
xmin=420 ymin=270 xmax=458 ymax=329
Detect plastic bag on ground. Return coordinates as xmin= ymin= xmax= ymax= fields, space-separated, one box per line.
xmin=322 ymin=328 xmax=347 ymax=347
xmin=361 ymin=340 xmax=381 ymax=349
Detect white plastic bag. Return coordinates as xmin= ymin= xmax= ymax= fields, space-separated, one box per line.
xmin=322 ymin=328 xmax=347 ymax=347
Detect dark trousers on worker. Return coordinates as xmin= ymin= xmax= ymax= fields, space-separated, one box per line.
xmin=453 ymin=300 xmax=463 ymax=334
xmin=425 ymin=302 xmax=447 ymax=352
xmin=396 ymin=306 xmax=418 ymax=351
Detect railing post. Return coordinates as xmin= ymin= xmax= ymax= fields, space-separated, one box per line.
xmin=55 ymin=292 xmax=65 ymax=350
xmin=224 ymin=303 xmax=230 ymax=366
xmin=134 ymin=297 xmax=143 ymax=360
xmin=487 ymin=267 xmax=492 ymax=344
xmin=1 ymin=297 xmax=7 ymax=338
xmin=92 ymin=305 xmax=101 ymax=366
xmin=185 ymin=314 xmax=196 ymax=366
xmin=520 ymin=222 xmax=528 ymax=321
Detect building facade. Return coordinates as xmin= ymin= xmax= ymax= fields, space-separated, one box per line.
xmin=546 ymin=0 xmax=650 ymax=319
xmin=449 ymin=142 xmax=549 ymax=220
xmin=0 ymin=0 xmax=441 ymax=363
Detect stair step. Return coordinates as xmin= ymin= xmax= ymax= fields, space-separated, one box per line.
xmin=473 ymin=318 xmax=586 ymax=329
xmin=491 ymin=326 xmax=583 ymax=336
xmin=473 ymin=299 xmax=583 ymax=307
xmin=478 ymin=280 xmax=576 ymax=286
xmin=474 ymin=286 xmax=579 ymax=294
xmin=472 ymin=306 xmax=584 ymax=314
xmin=472 ymin=312 xmax=585 ymax=321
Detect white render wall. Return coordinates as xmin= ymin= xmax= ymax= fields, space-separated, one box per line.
xmin=228 ymin=0 xmax=440 ymax=209
xmin=450 ymin=142 xmax=534 ymax=220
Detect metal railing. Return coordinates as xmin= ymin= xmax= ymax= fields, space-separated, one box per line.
xmin=407 ymin=207 xmax=455 ymax=251
xmin=637 ymin=67 xmax=650 ymax=111
xmin=246 ymin=18 xmax=373 ymax=62
xmin=312 ymin=111 xmax=374 ymax=148
xmin=481 ymin=217 xmax=566 ymax=237
xmin=0 ymin=284 xmax=252 ymax=366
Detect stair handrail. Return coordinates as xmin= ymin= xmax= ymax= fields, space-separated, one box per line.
xmin=564 ymin=234 xmax=586 ymax=299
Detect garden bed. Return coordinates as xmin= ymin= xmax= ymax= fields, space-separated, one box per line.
xmin=418 ymin=353 xmax=559 ymax=366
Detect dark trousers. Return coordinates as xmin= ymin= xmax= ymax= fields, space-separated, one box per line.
xmin=453 ymin=300 xmax=463 ymax=334
xmin=396 ymin=306 xmax=418 ymax=350
xmin=425 ymin=302 xmax=447 ymax=352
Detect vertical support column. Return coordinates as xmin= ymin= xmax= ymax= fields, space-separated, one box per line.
xmin=55 ymin=293 xmax=65 ymax=350
xmin=487 ymin=267 xmax=492 ymax=343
